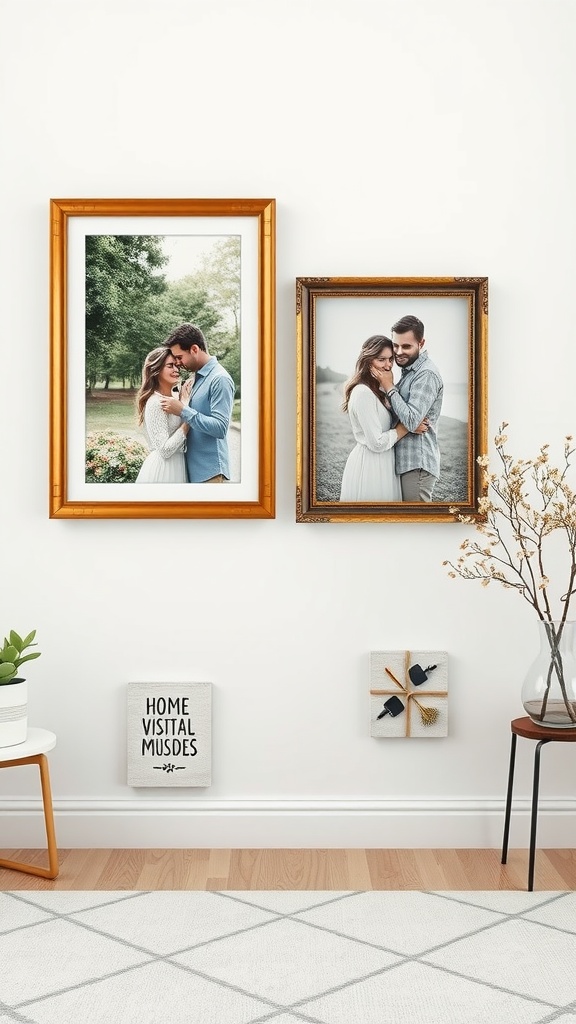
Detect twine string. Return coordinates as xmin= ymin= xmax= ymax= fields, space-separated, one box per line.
xmin=369 ymin=654 xmax=441 ymax=732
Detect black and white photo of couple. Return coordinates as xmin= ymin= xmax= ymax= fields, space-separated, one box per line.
xmin=314 ymin=296 xmax=470 ymax=506
xmin=340 ymin=315 xmax=442 ymax=503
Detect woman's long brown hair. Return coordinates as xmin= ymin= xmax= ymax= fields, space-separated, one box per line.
xmin=135 ymin=347 xmax=174 ymax=424
xmin=342 ymin=335 xmax=393 ymax=412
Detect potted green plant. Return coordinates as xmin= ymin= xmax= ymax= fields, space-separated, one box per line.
xmin=0 ymin=629 xmax=41 ymax=747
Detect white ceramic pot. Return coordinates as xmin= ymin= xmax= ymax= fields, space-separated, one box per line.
xmin=0 ymin=678 xmax=27 ymax=747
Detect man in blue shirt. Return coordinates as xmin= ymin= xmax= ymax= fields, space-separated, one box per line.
xmin=380 ymin=315 xmax=443 ymax=502
xmin=159 ymin=323 xmax=235 ymax=482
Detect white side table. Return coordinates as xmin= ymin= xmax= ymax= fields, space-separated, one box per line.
xmin=0 ymin=728 xmax=59 ymax=879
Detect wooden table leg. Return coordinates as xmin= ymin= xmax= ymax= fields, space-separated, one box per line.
xmin=0 ymin=753 xmax=59 ymax=879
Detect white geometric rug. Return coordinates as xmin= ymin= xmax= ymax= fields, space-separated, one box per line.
xmin=2 ymin=889 xmax=576 ymax=1024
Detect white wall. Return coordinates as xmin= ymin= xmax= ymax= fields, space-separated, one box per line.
xmin=2 ymin=0 xmax=576 ymax=847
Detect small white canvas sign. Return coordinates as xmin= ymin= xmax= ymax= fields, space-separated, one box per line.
xmin=127 ymin=682 xmax=211 ymax=787
xmin=370 ymin=650 xmax=448 ymax=738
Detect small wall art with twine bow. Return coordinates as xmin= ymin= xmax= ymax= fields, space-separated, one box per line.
xmin=370 ymin=650 xmax=448 ymax=738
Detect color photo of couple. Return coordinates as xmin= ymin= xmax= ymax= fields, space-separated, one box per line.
xmin=135 ymin=323 xmax=235 ymax=485
xmin=314 ymin=299 xmax=469 ymax=505
xmin=83 ymin=231 xmax=241 ymax=488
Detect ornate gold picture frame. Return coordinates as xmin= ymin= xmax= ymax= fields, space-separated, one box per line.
xmin=50 ymin=198 xmax=275 ymax=519
xmin=296 ymin=276 xmax=488 ymax=523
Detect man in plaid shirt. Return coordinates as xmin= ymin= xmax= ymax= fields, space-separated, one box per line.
xmin=381 ymin=315 xmax=444 ymax=501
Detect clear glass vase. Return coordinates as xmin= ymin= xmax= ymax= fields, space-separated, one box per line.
xmin=521 ymin=620 xmax=576 ymax=728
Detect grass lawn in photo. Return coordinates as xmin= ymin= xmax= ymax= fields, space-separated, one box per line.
xmin=86 ymin=388 xmax=241 ymax=441
xmin=86 ymin=388 xmax=145 ymax=441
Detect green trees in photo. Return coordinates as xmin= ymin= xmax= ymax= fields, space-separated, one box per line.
xmin=86 ymin=234 xmax=168 ymax=389
xmin=85 ymin=234 xmax=241 ymax=394
xmin=191 ymin=236 xmax=241 ymax=395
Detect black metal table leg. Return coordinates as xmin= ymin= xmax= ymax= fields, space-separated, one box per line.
xmin=505 ymin=719 xmax=576 ymax=891
xmin=527 ymin=739 xmax=550 ymax=891
xmin=501 ymin=732 xmax=517 ymax=864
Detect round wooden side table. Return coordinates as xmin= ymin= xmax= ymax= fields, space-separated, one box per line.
xmin=0 ymin=728 xmax=59 ymax=879
xmin=501 ymin=716 xmax=576 ymax=891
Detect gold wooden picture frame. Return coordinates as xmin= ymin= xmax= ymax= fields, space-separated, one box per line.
xmin=296 ymin=276 xmax=488 ymax=523
xmin=50 ymin=198 xmax=275 ymax=519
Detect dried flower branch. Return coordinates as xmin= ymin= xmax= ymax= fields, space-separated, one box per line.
xmin=443 ymin=423 xmax=576 ymax=723
xmin=444 ymin=424 xmax=576 ymax=617
xmin=413 ymin=701 xmax=439 ymax=726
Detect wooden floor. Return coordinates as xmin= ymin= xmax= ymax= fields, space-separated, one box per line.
xmin=1 ymin=849 xmax=575 ymax=891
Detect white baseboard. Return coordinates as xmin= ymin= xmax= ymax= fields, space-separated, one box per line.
xmin=1 ymin=798 xmax=576 ymax=848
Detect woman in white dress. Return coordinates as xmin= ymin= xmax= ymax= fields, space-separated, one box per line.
xmin=339 ymin=335 xmax=427 ymax=502
xmin=135 ymin=347 xmax=191 ymax=483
